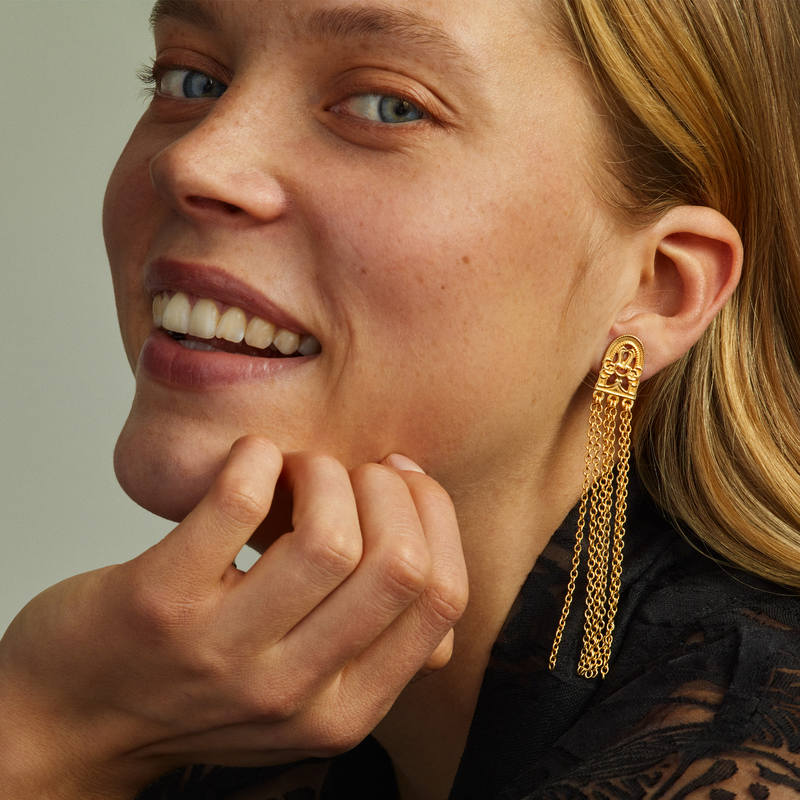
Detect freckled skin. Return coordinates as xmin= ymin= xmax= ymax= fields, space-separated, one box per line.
xmin=104 ymin=0 xmax=628 ymax=534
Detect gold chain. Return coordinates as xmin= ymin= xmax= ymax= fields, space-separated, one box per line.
xmin=578 ymin=394 xmax=618 ymax=678
xmin=598 ymin=397 xmax=632 ymax=676
xmin=549 ymin=391 xmax=603 ymax=670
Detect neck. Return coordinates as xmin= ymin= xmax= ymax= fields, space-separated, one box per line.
xmin=373 ymin=416 xmax=589 ymax=800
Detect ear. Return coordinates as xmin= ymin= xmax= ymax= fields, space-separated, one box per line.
xmin=602 ymin=206 xmax=742 ymax=380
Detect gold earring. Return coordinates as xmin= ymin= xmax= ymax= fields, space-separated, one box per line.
xmin=549 ymin=335 xmax=645 ymax=678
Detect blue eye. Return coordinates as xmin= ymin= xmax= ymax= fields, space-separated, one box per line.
xmin=337 ymin=94 xmax=425 ymax=124
xmin=159 ymin=69 xmax=227 ymax=99
xmin=376 ymin=96 xmax=424 ymax=123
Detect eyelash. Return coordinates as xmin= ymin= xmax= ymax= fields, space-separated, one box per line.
xmin=138 ymin=59 xmax=433 ymax=124
xmin=136 ymin=59 xmax=158 ymax=99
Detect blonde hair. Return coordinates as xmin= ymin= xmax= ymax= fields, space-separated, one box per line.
xmin=552 ymin=0 xmax=800 ymax=588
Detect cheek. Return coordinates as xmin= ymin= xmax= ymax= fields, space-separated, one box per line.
xmin=322 ymin=165 xmax=579 ymax=354
xmin=308 ymin=178 xmax=591 ymax=484
xmin=103 ymin=135 xmax=160 ymax=367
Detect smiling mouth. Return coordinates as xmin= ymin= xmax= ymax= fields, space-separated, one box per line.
xmin=153 ymin=291 xmax=321 ymax=358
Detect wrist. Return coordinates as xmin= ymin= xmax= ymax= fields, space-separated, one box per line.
xmin=0 ymin=668 xmax=153 ymax=800
xmin=0 ymin=586 xmax=166 ymax=799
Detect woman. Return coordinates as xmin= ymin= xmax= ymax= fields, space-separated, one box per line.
xmin=2 ymin=0 xmax=800 ymax=797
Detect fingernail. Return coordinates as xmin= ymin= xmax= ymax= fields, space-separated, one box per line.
xmin=384 ymin=453 xmax=426 ymax=474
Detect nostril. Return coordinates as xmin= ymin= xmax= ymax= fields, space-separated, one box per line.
xmin=187 ymin=195 xmax=242 ymax=215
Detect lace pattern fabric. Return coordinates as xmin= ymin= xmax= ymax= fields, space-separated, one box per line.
xmin=139 ymin=472 xmax=800 ymax=799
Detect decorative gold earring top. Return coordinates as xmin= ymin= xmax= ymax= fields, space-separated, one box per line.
xmin=595 ymin=336 xmax=645 ymax=399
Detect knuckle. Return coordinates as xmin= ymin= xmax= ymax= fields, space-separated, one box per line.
xmin=420 ymin=576 xmax=468 ymax=628
xmin=306 ymin=677 xmax=391 ymax=757
xmin=302 ymin=527 xmax=362 ymax=582
xmin=317 ymin=728 xmax=364 ymax=758
xmin=217 ymin=482 xmax=270 ymax=528
xmin=127 ymin=580 xmax=194 ymax=644
xmin=127 ymin=567 xmax=172 ymax=620
xmin=128 ymin=582 xmax=170 ymax=628
xmin=312 ymin=712 xmax=367 ymax=757
xmin=261 ymin=690 xmax=304 ymax=722
xmin=241 ymin=675 xmax=308 ymax=723
xmin=378 ymin=541 xmax=431 ymax=601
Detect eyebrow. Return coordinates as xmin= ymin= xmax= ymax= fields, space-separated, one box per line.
xmin=149 ymin=0 xmax=477 ymax=75
xmin=301 ymin=5 xmax=477 ymax=75
xmin=150 ymin=0 xmax=218 ymax=32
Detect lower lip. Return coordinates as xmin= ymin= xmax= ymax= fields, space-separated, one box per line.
xmin=139 ymin=330 xmax=315 ymax=389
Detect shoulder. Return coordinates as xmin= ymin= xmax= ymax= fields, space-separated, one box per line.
xmin=518 ymin=502 xmax=800 ymax=799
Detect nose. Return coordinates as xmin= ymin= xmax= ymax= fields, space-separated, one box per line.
xmin=149 ymin=103 xmax=289 ymax=227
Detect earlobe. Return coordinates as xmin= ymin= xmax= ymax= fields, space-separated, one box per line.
xmin=604 ymin=206 xmax=742 ymax=380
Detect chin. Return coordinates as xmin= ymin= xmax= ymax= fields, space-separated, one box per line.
xmin=113 ymin=413 xmax=234 ymax=522
xmin=114 ymin=409 xmax=299 ymax=551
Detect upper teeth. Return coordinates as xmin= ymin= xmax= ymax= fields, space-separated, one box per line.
xmin=152 ymin=292 xmax=321 ymax=356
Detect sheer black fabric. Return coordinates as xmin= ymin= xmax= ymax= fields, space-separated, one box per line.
xmin=138 ymin=472 xmax=800 ymax=799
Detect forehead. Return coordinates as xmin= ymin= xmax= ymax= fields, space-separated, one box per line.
xmin=150 ymin=0 xmax=546 ymax=68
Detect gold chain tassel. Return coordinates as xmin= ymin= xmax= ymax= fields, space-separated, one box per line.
xmin=549 ymin=336 xmax=645 ymax=678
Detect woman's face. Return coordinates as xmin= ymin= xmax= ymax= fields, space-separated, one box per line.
xmin=105 ymin=0 xmax=623 ymax=525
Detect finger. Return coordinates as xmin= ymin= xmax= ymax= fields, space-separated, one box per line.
xmin=339 ymin=466 xmax=467 ymax=698
xmin=278 ymin=462 xmax=432 ymax=678
xmin=393 ymin=466 xmax=469 ymax=636
xmin=148 ymin=436 xmax=283 ymax=587
xmin=412 ymin=629 xmax=455 ymax=682
xmin=228 ymin=452 xmax=363 ymax=640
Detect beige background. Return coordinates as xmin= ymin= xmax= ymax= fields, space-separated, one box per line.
xmin=0 ymin=0 xmax=198 ymax=632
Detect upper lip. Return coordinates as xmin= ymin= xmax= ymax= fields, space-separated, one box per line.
xmin=144 ymin=258 xmax=309 ymax=334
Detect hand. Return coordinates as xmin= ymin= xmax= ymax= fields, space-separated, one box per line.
xmin=0 ymin=437 xmax=467 ymax=799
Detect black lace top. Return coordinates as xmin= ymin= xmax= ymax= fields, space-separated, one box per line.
xmin=139 ymin=472 xmax=800 ymax=799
